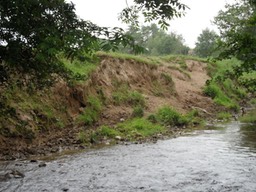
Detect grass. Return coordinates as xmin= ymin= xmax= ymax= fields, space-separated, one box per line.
xmin=77 ymin=96 xmax=102 ymax=125
xmin=116 ymin=118 xmax=166 ymax=139
xmin=239 ymin=109 xmax=256 ymax=123
xmin=216 ymin=112 xmax=232 ymax=120
xmin=112 ymin=82 xmax=145 ymax=107
xmin=60 ymin=54 xmax=99 ymax=80
xmin=203 ymin=58 xmax=247 ymax=111
xmin=132 ymin=106 xmax=144 ymax=118
xmin=155 ymin=106 xmax=189 ymax=126
xmin=78 ymin=118 xmax=166 ymax=144
xmin=203 ymin=83 xmax=239 ymax=111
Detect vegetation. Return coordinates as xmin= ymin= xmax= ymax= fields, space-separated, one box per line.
xmin=240 ymin=109 xmax=256 ymax=124
xmin=77 ymin=96 xmax=103 ymax=126
xmin=120 ymin=24 xmax=190 ymax=55
xmin=213 ymin=0 xmax=256 ymax=92
xmin=216 ymin=112 xmax=232 ymax=121
xmin=112 ymin=83 xmax=145 ymax=107
xmin=194 ymin=28 xmax=219 ymax=58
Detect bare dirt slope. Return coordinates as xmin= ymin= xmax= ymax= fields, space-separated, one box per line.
xmin=92 ymin=56 xmax=216 ymax=125
xmin=0 ymin=55 xmax=217 ymax=160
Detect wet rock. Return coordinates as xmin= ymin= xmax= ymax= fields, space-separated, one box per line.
xmin=62 ymin=188 xmax=69 ymax=191
xmin=120 ymin=118 xmax=125 ymax=122
xmin=39 ymin=162 xmax=47 ymax=167
xmin=0 ymin=173 xmax=11 ymax=181
xmin=30 ymin=159 xmax=38 ymax=163
xmin=115 ymin=136 xmax=122 ymax=141
xmin=10 ymin=170 xmax=25 ymax=178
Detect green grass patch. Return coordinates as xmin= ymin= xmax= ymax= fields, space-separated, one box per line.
xmin=216 ymin=112 xmax=232 ymax=120
xmin=132 ymin=106 xmax=144 ymax=118
xmin=77 ymin=96 xmax=102 ymax=125
xmin=239 ymin=109 xmax=256 ymax=123
xmin=60 ymin=54 xmax=99 ymax=81
xmin=203 ymin=82 xmax=239 ymax=111
xmin=156 ymin=106 xmax=189 ymax=126
xmin=112 ymin=83 xmax=145 ymax=107
xmin=116 ymin=118 xmax=166 ymax=139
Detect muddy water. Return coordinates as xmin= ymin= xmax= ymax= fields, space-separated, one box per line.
xmin=1 ymin=122 xmax=256 ymax=192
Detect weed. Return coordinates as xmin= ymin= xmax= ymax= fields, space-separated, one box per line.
xmin=239 ymin=109 xmax=256 ymax=123
xmin=128 ymin=91 xmax=145 ymax=107
xmin=203 ymin=83 xmax=221 ymax=98
xmin=132 ymin=106 xmax=144 ymax=118
xmin=147 ymin=114 xmax=158 ymax=123
xmin=112 ymin=84 xmax=145 ymax=107
xmin=77 ymin=131 xmax=88 ymax=143
xmin=84 ymin=126 xmax=122 ymax=143
xmin=77 ymin=96 xmax=102 ymax=125
xmin=216 ymin=112 xmax=232 ymax=120
xmin=156 ymin=106 xmax=188 ymax=126
xmin=203 ymin=82 xmax=239 ymax=111
xmin=116 ymin=118 xmax=166 ymax=139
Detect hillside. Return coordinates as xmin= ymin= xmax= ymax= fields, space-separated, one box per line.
xmin=0 ymin=54 xmax=218 ymax=160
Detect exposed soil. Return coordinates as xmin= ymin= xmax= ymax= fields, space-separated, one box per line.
xmin=0 ymin=55 xmax=218 ymax=160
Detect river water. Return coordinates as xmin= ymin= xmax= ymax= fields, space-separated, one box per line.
xmin=0 ymin=121 xmax=256 ymax=192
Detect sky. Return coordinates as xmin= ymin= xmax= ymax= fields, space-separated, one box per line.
xmin=68 ymin=0 xmax=235 ymax=48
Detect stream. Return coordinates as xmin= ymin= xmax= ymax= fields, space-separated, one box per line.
xmin=0 ymin=121 xmax=256 ymax=192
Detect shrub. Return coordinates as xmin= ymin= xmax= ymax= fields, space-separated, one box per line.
xmin=203 ymin=83 xmax=221 ymax=98
xmin=156 ymin=106 xmax=187 ymax=126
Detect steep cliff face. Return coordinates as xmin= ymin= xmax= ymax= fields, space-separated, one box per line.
xmin=0 ymin=55 xmax=216 ymax=160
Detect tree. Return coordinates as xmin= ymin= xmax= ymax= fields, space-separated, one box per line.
xmin=194 ymin=28 xmax=219 ymax=58
xmin=214 ymin=0 xmax=256 ymax=73
xmin=0 ymin=0 xmax=188 ymax=85
xmin=213 ymin=0 xmax=256 ymax=92
xmin=120 ymin=0 xmax=188 ymax=30
xmin=120 ymin=24 xmax=189 ymax=55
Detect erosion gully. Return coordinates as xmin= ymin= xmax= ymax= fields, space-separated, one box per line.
xmin=0 ymin=121 xmax=256 ymax=192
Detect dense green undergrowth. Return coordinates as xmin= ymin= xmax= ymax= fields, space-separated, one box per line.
xmin=77 ymin=106 xmax=202 ymax=144
xmin=204 ymin=58 xmax=247 ymax=111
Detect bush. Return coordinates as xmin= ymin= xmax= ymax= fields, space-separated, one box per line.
xmin=156 ymin=106 xmax=187 ymax=126
xmin=203 ymin=83 xmax=221 ymax=98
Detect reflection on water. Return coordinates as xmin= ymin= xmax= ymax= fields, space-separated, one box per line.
xmin=239 ymin=124 xmax=256 ymax=151
xmin=0 ymin=121 xmax=256 ymax=192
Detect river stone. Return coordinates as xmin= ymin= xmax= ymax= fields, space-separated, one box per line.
xmin=39 ymin=162 xmax=47 ymax=167
xmin=115 ymin=136 xmax=122 ymax=140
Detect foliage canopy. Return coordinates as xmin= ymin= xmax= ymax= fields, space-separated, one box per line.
xmin=0 ymin=0 xmax=188 ymax=86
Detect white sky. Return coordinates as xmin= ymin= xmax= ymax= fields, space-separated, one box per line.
xmin=69 ymin=0 xmax=235 ymax=48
